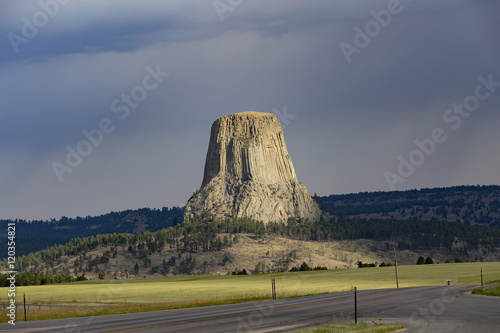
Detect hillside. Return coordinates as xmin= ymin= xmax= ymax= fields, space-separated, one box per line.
xmin=319 ymin=185 xmax=500 ymax=227
xmin=5 ymin=235 xmax=495 ymax=282
xmin=3 ymin=217 xmax=499 ymax=281
xmin=3 ymin=185 xmax=500 ymax=259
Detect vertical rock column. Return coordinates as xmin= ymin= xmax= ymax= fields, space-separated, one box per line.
xmin=184 ymin=111 xmax=323 ymax=223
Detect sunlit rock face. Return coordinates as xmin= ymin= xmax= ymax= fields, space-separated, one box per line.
xmin=184 ymin=112 xmax=323 ymax=223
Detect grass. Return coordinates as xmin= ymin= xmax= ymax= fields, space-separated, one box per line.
xmin=1 ymin=262 xmax=498 ymax=322
xmin=300 ymin=322 xmax=405 ymax=333
xmin=471 ymin=281 xmax=500 ymax=297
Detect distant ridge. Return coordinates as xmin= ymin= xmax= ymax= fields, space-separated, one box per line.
xmin=0 ymin=207 xmax=183 ymax=258
xmin=320 ymin=185 xmax=500 ymax=228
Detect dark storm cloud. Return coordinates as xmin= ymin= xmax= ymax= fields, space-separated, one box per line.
xmin=1 ymin=0 xmax=499 ymax=220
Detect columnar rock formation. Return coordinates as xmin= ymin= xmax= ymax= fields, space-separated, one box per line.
xmin=184 ymin=112 xmax=323 ymax=223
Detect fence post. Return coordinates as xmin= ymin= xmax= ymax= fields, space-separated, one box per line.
xmin=271 ymin=277 xmax=276 ymax=300
xmin=354 ymin=287 xmax=358 ymax=324
xmin=274 ymin=277 xmax=277 ymax=300
xmin=394 ymin=249 xmax=399 ymax=288
xmin=24 ymin=293 xmax=27 ymax=321
xmin=481 ymin=268 xmax=484 ymax=290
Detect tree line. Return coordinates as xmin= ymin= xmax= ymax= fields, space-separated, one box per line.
xmin=2 ymin=215 xmax=499 ymax=279
xmin=0 ymin=207 xmax=184 ymax=258
xmin=319 ymin=185 xmax=500 ymax=228
xmin=0 ymin=271 xmax=87 ymax=287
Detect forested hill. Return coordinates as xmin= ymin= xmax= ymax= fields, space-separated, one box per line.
xmin=0 ymin=207 xmax=183 ymax=258
xmin=3 ymin=185 xmax=500 ymax=259
xmin=319 ymin=185 xmax=500 ymax=228
xmin=2 ymin=217 xmax=499 ymax=280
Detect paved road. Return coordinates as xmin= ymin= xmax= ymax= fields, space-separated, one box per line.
xmin=1 ymin=286 xmax=499 ymax=332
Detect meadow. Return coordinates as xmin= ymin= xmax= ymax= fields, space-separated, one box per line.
xmin=1 ymin=262 xmax=498 ymax=322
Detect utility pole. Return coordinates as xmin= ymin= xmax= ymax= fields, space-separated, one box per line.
xmin=394 ymin=248 xmax=399 ymax=288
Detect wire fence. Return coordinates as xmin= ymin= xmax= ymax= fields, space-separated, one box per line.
xmin=0 ymin=299 xmax=124 ymax=322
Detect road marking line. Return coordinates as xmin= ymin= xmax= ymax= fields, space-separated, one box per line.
xmin=106 ymin=290 xmax=391 ymax=333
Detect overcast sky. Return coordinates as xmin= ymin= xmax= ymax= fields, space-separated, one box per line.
xmin=1 ymin=0 xmax=499 ymax=220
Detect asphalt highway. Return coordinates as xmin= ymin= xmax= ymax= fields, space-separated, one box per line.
xmin=1 ymin=285 xmax=499 ymax=332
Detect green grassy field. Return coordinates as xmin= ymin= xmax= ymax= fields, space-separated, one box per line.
xmin=13 ymin=262 xmax=499 ymax=303
xmin=2 ymin=262 xmax=499 ymax=322
xmin=471 ymin=284 xmax=500 ymax=297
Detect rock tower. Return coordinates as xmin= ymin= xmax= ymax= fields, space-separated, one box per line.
xmin=184 ymin=112 xmax=323 ymax=223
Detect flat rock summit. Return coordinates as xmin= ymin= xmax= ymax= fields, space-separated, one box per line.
xmin=184 ymin=112 xmax=323 ymax=223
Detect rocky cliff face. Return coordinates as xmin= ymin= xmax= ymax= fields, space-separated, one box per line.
xmin=184 ymin=112 xmax=323 ymax=223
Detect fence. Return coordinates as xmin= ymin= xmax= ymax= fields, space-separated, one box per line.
xmin=0 ymin=301 xmax=119 ymax=322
